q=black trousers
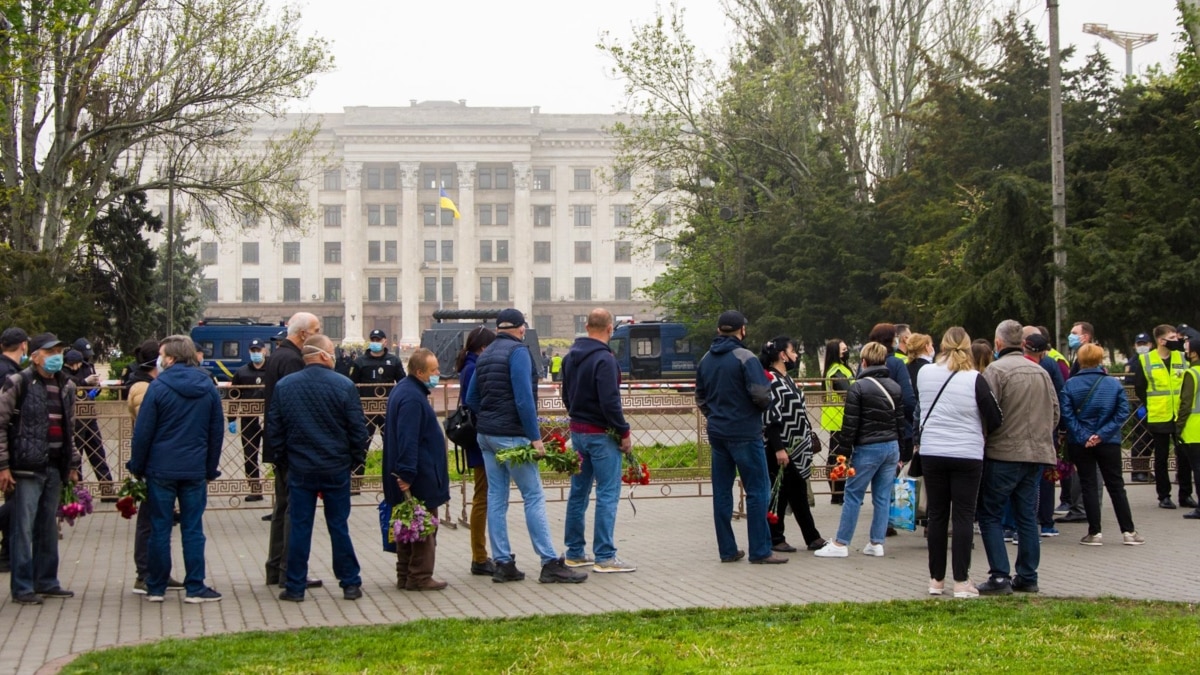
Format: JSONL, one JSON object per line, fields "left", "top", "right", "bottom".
{"left": 766, "top": 450, "right": 822, "bottom": 547}
{"left": 1068, "top": 443, "right": 1135, "bottom": 535}
{"left": 1151, "top": 431, "right": 1194, "bottom": 500}
{"left": 265, "top": 463, "right": 291, "bottom": 581}
{"left": 1180, "top": 444, "right": 1200, "bottom": 506}
{"left": 922, "top": 455, "right": 983, "bottom": 583}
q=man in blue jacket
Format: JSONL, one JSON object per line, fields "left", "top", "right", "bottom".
{"left": 695, "top": 311, "right": 785, "bottom": 565}
{"left": 383, "top": 348, "right": 450, "bottom": 591}
{"left": 128, "top": 335, "right": 224, "bottom": 604}
{"left": 267, "top": 335, "right": 369, "bottom": 602}
{"left": 561, "top": 309, "right": 634, "bottom": 573}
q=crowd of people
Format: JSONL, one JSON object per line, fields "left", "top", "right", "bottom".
{"left": 0, "top": 308, "right": 1193, "bottom": 606}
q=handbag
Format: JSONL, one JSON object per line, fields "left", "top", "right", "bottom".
{"left": 889, "top": 466, "right": 921, "bottom": 532}
{"left": 378, "top": 500, "right": 396, "bottom": 553}
{"left": 443, "top": 404, "right": 477, "bottom": 447}
{"left": 909, "top": 372, "right": 958, "bottom": 478}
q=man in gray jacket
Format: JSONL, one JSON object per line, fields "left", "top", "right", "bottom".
{"left": 976, "top": 319, "right": 1059, "bottom": 596}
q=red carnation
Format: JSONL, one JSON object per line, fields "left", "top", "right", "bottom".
{"left": 767, "top": 512, "right": 779, "bottom": 524}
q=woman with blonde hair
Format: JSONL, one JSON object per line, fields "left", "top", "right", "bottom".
{"left": 905, "top": 334, "right": 935, "bottom": 397}
{"left": 915, "top": 327, "right": 1003, "bottom": 598}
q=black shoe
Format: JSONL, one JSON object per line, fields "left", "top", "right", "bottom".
{"left": 1011, "top": 578, "right": 1040, "bottom": 593}
{"left": 261, "top": 513, "right": 273, "bottom": 522}
{"left": 1159, "top": 498, "right": 1178, "bottom": 510}
{"left": 886, "top": 526, "right": 898, "bottom": 537}
{"left": 13, "top": 593, "right": 42, "bottom": 605}
{"left": 471, "top": 560, "right": 497, "bottom": 576}
{"left": 100, "top": 497, "right": 119, "bottom": 504}
{"left": 343, "top": 585, "right": 362, "bottom": 600}
{"left": 806, "top": 538, "right": 827, "bottom": 551}
{"left": 1183, "top": 509, "right": 1200, "bottom": 520}
{"left": 1131, "top": 472, "right": 1149, "bottom": 483}
{"left": 37, "top": 587, "right": 75, "bottom": 599}
{"left": 244, "top": 495, "right": 264, "bottom": 503}
{"left": 720, "top": 550, "right": 746, "bottom": 563}
{"left": 492, "top": 560, "right": 526, "bottom": 583}
{"left": 1180, "top": 495, "right": 1198, "bottom": 509}
{"left": 976, "top": 577, "right": 1013, "bottom": 596}
{"left": 749, "top": 555, "right": 789, "bottom": 565}
{"left": 278, "top": 577, "right": 323, "bottom": 589}
{"left": 278, "top": 590, "right": 304, "bottom": 602}
{"left": 771, "top": 542, "right": 797, "bottom": 553}
{"left": 1054, "top": 513, "right": 1088, "bottom": 523}
{"left": 539, "top": 558, "right": 587, "bottom": 584}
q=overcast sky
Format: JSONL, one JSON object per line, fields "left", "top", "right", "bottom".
{"left": 276, "top": 1, "right": 1185, "bottom": 114}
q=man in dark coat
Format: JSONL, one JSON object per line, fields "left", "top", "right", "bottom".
{"left": 383, "top": 348, "right": 450, "bottom": 591}
{"left": 0, "top": 326, "right": 28, "bottom": 574}
{"left": 268, "top": 334, "right": 369, "bottom": 602}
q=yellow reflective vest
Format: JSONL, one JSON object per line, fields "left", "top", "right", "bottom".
{"left": 1181, "top": 366, "right": 1200, "bottom": 443}
{"left": 1140, "top": 350, "right": 1186, "bottom": 424}
{"left": 1048, "top": 348, "right": 1069, "bottom": 369}
{"left": 821, "top": 363, "right": 855, "bottom": 432}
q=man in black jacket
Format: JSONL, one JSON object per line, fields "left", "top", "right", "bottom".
{"left": 0, "top": 327, "right": 27, "bottom": 573}
{"left": 232, "top": 339, "right": 268, "bottom": 502}
{"left": 263, "top": 312, "right": 322, "bottom": 588}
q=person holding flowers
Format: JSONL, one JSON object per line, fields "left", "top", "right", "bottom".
{"left": 466, "top": 308, "right": 587, "bottom": 584}
{"left": 383, "top": 348, "right": 451, "bottom": 591}
{"left": 759, "top": 336, "right": 825, "bottom": 554}
{"left": 561, "top": 308, "right": 636, "bottom": 573}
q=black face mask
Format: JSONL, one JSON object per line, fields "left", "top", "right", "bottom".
{"left": 1165, "top": 339, "right": 1186, "bottom": 351}
{"left": 783, "top": 357, "right": 797, "bottom": 370}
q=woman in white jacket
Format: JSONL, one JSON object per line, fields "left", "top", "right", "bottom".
{"left": 915, "top": 327, "right": 1003, "bottom": 598}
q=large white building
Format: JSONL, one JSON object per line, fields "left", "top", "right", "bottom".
{"left": 190, "top": 101, "right": 674, "bottom": 344}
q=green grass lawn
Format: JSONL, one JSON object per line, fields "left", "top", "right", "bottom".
{"left": 63, "top": 598, "right": 1198, "bottom": 673}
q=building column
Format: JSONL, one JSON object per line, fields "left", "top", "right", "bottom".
{"left": 455, "top": 161, "right": 476, "bottom": 311}
{"left": 342, "top": 161, "right": 364, "bottom": 343}
{"left": 399, "top": 161, "right": 422, "bottom": 346}
{"left": 512, "top": 161, "right": 532, "bottom": 311}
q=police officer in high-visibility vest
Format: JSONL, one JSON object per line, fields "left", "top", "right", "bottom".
{"left": 821, "top": 339, "right": 854, "bottom": 504}
{"left": 893, "top": 324, "right": 912, "bottom": 365}
{"left": 1176, "top": 325, "right": 1200, "bottom": 520}
{"left": 1135, "top": 324, "right": 1195, "bottom": 510}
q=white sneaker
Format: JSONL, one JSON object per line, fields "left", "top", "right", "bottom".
{"left": 146, "top": 595, "right": 165, "bottom": 603}
{"left": 861, "top": 543, "right": 885, "bottom": 557}
{"left": 953, "top": 580, "right": 980, "bottom": 599}
{"left": 928, "top": 579, "right": 945, "bottom": 596}
{"left": 593, "top": 556, "right": 637, "bottom": 573}
{"left": 1121, "top": 531, "right": 1145, "bottom": 546}
{"left": 813, "top": 541, "right": 848, "bottom": 558}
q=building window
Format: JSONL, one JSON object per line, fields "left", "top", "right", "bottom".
{"left": 324, "top": 242, "right": 341, "bottom": 264}
{"left": 496, "top": 239, "right": 509, "bottom": 263}
{"left": 368, "top": 240, "right": 381, "bottom": 263}
{"left": 477, "top": 168, "right": 492, "bottom": 190}
{"left": 440, "top": 168, "right": 454, "bottom": 189}
{"left": 480, "top": 276, "right": 493, "bottom": 302}
{"left": 615, "top": 276, "right": 632, "bottom": 300}
{"left": 497, "top": 276, "right": 509, "bottom": 302}
{"left": 367, "top": 204, "right": 381, "bottom": 226}
{"left": 368, "top": 277, "right": 381, "bottom": 302}
{"left": 534, "top": 205, "right": 551, "bottom": 227}
{"left": 441, "top": 240, "right": 453, "bottom": 263}
{"left": 424, "top": 240, "right": 437, "bottom": 262}
{"left": 573, "top": 206, "right": 591, "bottom": 227}
{"left": 385, "top": 240, "right": 397, "bottom": 263}
{"left": 200, "top": 279, "right": 218, "bottom": 302}
{"left": 200, "top": 242, "right": 218, "bottom": 265}
{"left": 655, "top": 241, "right": 673, "bottom": 261}
{"left": 384, "top": 277, "right": 398, "bottom": 301}
{"left": 324, "top": 278, "right": 342, "bottom": 302}
{"left": 242, "top": 278, "right": 259, "bottom": 303}
{"left": 384, "top": 204, "right": 398, "bottom": 226}
{"left": 442, "top": 277, "right": 454, "bottom": 302}
{"left": 478, "top": 205, "right": 492, "bottom": 226}
{"left": 614, "top": 169, "right": 632, "bottom": 191}
{"left": 424, "top": 277, "right": 437, "bottom": 302}
{"left": 282, "top": 241, "right": 300, "bottom": 264}
{"left": 534, "top": 277, "right": 551, "bottom": 301}
{"left": 495, "top": 168, "right": 509, "bottom": 189}
{"left": 323, "top": 205, "right": 341, "bottom": 227}
{"left": 534, "top": 315, "right": 553, "bottom": 336}
{"left": 423, "top": 168, "right": 437, "bottom": 189}
{"left": 441, "top": 208, "right": 454, "bottom": 226}
{"left": 574, "top": 241, "right": 591, "bottom": 263}
{"left": 383, "top": 167, "right": 398, "bottom": 189}
{"left": 423, "top": 204, "right": 436, "bottom": 226}
{"left": 574, "top": 168, "right": 591, "bottom": 190}
{"left": 654, "top": 169, "right": 672, "bottom": 190}
{"left": 614, "top": 205, "right": 632, "bottom": 228}
{"left": 496, "top": 204, "right": 509, "bottom": 225}
{"left": 324, "top": 316, "right": 344, "bottom": 340}
{"left": 366, "top": 167, "right": 381, "bottom": 190}
{"left": 575, "top": 277, "right": 591, "bottom": 301}
{"left": 241, "top": 242, "right": 259, "bottom": 265}
{"left": 655, "top": 207, "right": 672, "bottom": 227}
{"left": 283, "top": 278, "right": 300, "bottom": 302}
{"left": 323, "top": 170, "right": 341, "bottom": 191}
{"left": 533, "top": 168, "right": 551, "bottom": 190}
{"left": 614, "top": 240, "right": 632, "bottom": 262}
{"left": 534, "top": 241, "right": 551, "bottom": 263}
{"left": 574, "top": 315, "right": 588, "bottom": 334}
{"left": 480, "top": 240, "right": 493, "bottom": 262}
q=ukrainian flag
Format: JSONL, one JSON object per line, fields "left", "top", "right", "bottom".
{"left": 439, "top": 188, "right": 460, "bottom": 219}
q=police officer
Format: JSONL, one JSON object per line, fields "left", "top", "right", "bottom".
{"left": 1177, "top": 325, "right": 1200, "bottom": 519}
{"left": 231, "top": 339, "right": 268, "bottom": 502}
{"left": 348, "top": 328, "right": 405, "bottom": 443}
{"left": 1135, "top": 324, "right": 1195, "bottom": 510}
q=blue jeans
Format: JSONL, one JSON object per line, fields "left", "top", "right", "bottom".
{"left": 978, "top": 460, "right": 1042, "bottom": 584}
{"left": 564, "top": 432, "right": 623, "bottom": 562}
{"left": 9, "top": 470, "right": 63, "bottom": 597}
{"left": 479, "top": 434, "right": 559, "bottom": 566}
{"left": 146, "top": 478, "right": 208, "bottom": 596}
{"left": 286, "top": 470, "right": 361, "bottom": 596}
{"left": 710, "top": 436, "right": 772, "bottom": 561}
{"left": 835, "top": 441, "right": 900, "bottom": 546}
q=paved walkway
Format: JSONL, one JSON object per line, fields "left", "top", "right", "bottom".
{"left": 2, "top": 482, "right": 1197, "bottom": 674}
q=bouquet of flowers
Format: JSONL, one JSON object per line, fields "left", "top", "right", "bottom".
{"left": 116, "top": 477, "right": 148, "bottom": 520}
{"left": 767, "top": 466, "right": 784, "bottom": 525}
{"left": 622, "top": 452, "right": 651, "bottom": 486}
{"left": 1043, "top": 457, "right": 1075, "bottom": 483}
{"left": 58, "top": 481, "right": 94, "bottom": 526}
{"left": 495, "top": 432, "right": 582, "bottom": 475}
{"left": 828, "top": 454, "right": 856, "bottom": 481}
{"left": 390, "top": 493, "right": 439, "bottom": 544}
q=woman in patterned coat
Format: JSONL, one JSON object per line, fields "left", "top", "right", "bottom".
{"left": 760, "top": 337, "right": 826, "bottom": 553}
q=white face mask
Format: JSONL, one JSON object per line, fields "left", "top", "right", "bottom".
{"left": 1135, "top": 345, "right": 1151, "bottom": 355}
{"left": 156, "top": 355, "right": 168, "bottom": 371}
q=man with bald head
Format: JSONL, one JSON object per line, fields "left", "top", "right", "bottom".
{"left": 263, "top": 312, "right": 322, "bottom": 587}
{"left": 267, "top": 335, "right": 369, "bottom": 602}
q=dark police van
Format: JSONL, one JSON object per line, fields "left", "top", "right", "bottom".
{"left": 421, "top": 309, "right": 546, "bottom": 379}
{"left": 608, "top": 321, "right": 698, "bottom": 381}
{"left": 190, "top": 318, "right": 285, "bottom": 382}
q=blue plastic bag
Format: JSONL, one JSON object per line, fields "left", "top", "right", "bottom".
{"left": 889, "top": 474, "right": 920, "bottom": 532}
{"left": 378, "top": 500, "right": 396, "bottom": 553}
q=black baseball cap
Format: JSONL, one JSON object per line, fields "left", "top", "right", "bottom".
{"left": 271, "top": 329, "right": 288, "bottom": 342}
{"left": 65, "top": 350, "right": 84, "bottom": 364}
{"left": 1134, "top": 332, "right": 1151, "bottom": 344}
{"left": 0, "top": 327, "right": 28, "bottom": 348}
{"left": 718, "top": 310, "right": 747, "bottom": 332}
{"left": 249, "top": 339, "right": 265, "bottom": 350}
{"left": 1023, "top": 333, "right": 1049, "bottom": 353}
{"left": 497, "top": 308, "right": 527, "bottom": 330}
{"left": 72, "top": 338, "right": 93, "bottom": 359}
{"left": 369, "top": 329, "right": 387, "bottom": 340}
{"left": 29, "top": 333, "right": 64, "bottom": 353}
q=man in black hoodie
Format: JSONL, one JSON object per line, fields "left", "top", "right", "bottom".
{"left": 561, "top": 309, "right": 635, "bottom": 573}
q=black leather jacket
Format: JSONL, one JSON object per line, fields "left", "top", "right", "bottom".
{"left": 842, "top": 365, "right": 905, "bottom": 447}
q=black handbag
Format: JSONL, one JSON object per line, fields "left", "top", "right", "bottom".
{"left": 443, "top": 405, "right": 477, "bottom": 447}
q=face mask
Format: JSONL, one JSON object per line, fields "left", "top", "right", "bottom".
{"left": 993, "top": 351, "right": 1000, "bottom": 360}
{"left": 425, "top": 374, "right": 440, "bottom": 390}
{"left": 369, "top": 342, "right": 384, "bottom": 353}
{"left": 1067, "top": 334, "right": 1082, "bottom": 350}
{"left": 1165, "top": 338, "right": 1186, "bottom": 351}
{"left": 250, "top": 352, "right": 264, "bottom": 365}
{"left": 42, "top": 354, "right": 64, "bottom": 373}
{"left": 157, "top": 355, "right": 168, "bottom": 371}
{"left": 1135, "top": 345, "right": 1151, "bottom": 355}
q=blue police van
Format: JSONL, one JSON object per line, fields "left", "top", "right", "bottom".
{"left": 190, "top": 318, "right": 285, "bottom": 382}
{"left": 608, "top": 321, "right": 698, "bottom": 381}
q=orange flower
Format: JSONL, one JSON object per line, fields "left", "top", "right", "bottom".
{"left": 847, "top": 468, "right": 856, "bottom": 477}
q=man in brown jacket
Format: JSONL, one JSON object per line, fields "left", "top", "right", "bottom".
{"left": 976, "top": 319, "right": 1059, "bottom": 597}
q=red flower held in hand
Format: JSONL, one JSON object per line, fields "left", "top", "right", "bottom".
{"left": 767, "top": 512, "right": 779, "bottom": 525}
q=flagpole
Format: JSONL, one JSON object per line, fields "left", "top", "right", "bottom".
{"left": 437, "top": 187, "right": 444, "bottom": 311}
